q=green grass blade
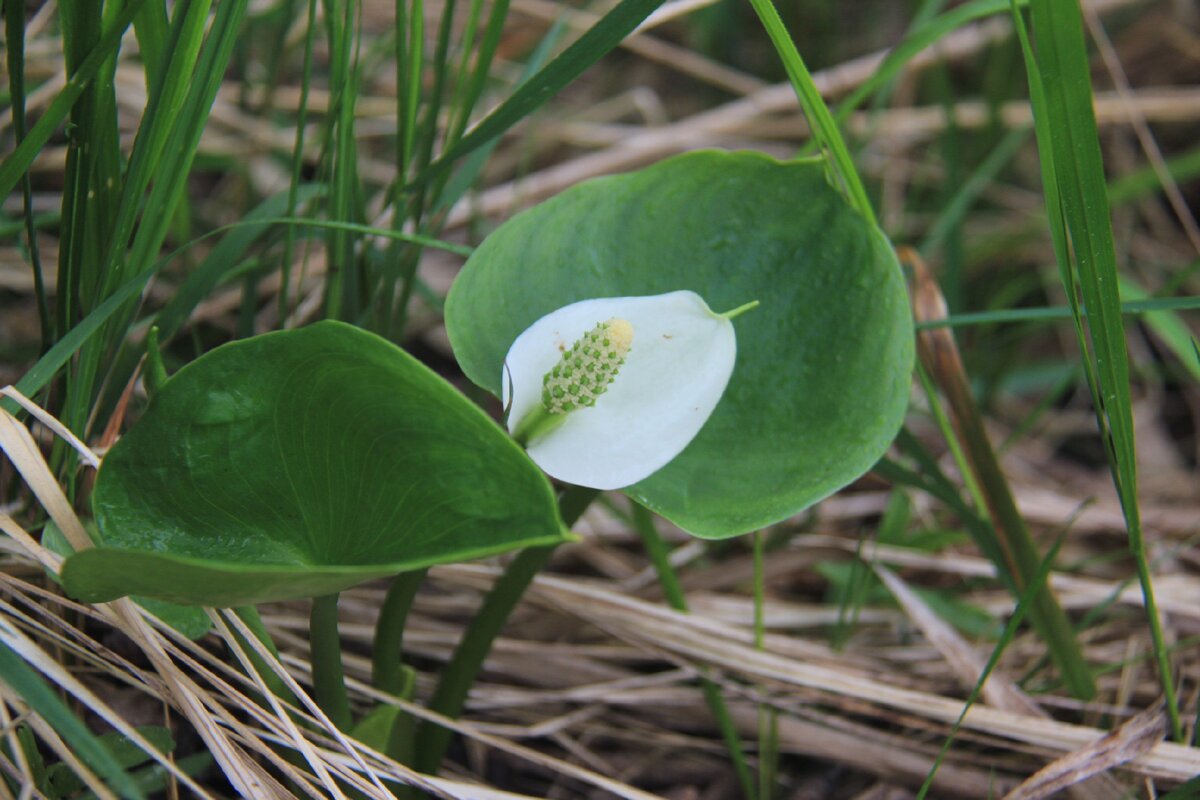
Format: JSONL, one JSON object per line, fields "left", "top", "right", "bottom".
{"left": 153, "top": 189, "right": 322, "bottom": 343}
{"left": 445, "top": 0, "right": 508, "bottom": 149}
{"left": 744, "top": 0, "right": 875, "bottom": 225}
{"left": 131, "top": 0, "right": 170, "bottom": 97}
{"left": 916, "top": 528, "right": 1069, "bottom": 799}
{"left": 279, "top": 0, "right": 321, "bottom": 322}
{"left": 1118, "top": 279, "right": 1200, "bottom": 384}
{"left": 2, "top": 209, "right": 465, "bottom": 418}
{"left": 0, "top": 0, "right": 148, "bottom": 201}
{"left": 100, "top": 0, "right": 215, "bottom": 297}
{"left": 917, "top": 295, "right": 1200, "bottom": 330}
{"left": 57, "top": 0, "right": 251, "bottom": 461}
{"left": 834, "top": 0, "right": 1013, "bottom": 126}
{"left": 920, "top": 127, "right": 1029, "bottom": 261}
{"left": 0, "top": 639, "right": 145, "bottom": 799}
{"left": 1016, "top": 0, "right": 1180, "bottom": 737}
{"left": 432, "top": 18, "right": 568, "bottom": 216}
{"left": 3, "top": 0, "right": 51, "bottom": 348}
{"left": 321, "top": 0, "right": 366, "bottom": 320}
{"left": 1108, "top": 145, "right": 1200, "bottom": 206}
{"left": 416, "top": 0, "right": 667, "bottom": 186}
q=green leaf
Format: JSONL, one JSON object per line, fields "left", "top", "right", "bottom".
{"left": 0, "top": 642, "right": 145, "bottom": 800}
{"left": 61, "top": 321, "right": 565, "bottom": 606}
{"left": 44, "top": 727, "right": 174, "bottom": 798}
{"left": 41, "top": 523, "right": 212, "bottom": 639}
{"left": 445, "top": 151, "right": 913, "bottom": 538}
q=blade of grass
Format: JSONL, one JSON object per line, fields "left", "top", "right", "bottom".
{"left": 744, "top": 0, "right": 875, "bottom": 225}
{"left": 752, "top": 531, "right": 778, "bottom": 800}
{"left": 916, "top": 294, "right": 1200, "bottom": 330}
{"left": 0, "top": 0, "right": 148, "bottom": 201}
{"left": 131, "top": 0, "right": 170, "bottom": 98}
{"left": 1, "top": 215, "right": 465, "bottom": 419}
{"left": 279, "top": 0, "right": 321, "bottom": 323}
{"left": 3, "top": 0, "right": 51, "bottom": 350}
{"left": 920, "top": 127, "right": 1030, "bottom": 261}
{"left": 415, "top": 0, "right": 668, "bottom": 187}
{"left": 321, "top": 0, "right": 366, "bottom": 321}
{"left": 99, "top": 0, "right": 249, "bottom": 402}
{"left": 58, "top": 0, "right": 124, "bottom": 336}
{"left": 916, "top": 527, "right": 1070, "bottom": 799}
{"left": 908, "top": 248, "right": 1095, "bottom": 699}
{"left": 0, "top": 639, "right": 145, "bottom": 800}
{"left": 833, "top": 0, "right": 1016, "bottom": 127}
{"left": 1014, "top": 0, "right": 1179, "bottom": 736}
{"left": 1118, "top": 278, "right": 1200, "bottom": 384}
{"left": 386, "top": 0, "right": 462, "bottom": 334}
{"left": 59, "top": 0, "right": 252, "bottom": 479}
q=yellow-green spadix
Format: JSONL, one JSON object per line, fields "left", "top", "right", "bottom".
{"left": 503, "top": 290, "right": 739, "bottom": 490}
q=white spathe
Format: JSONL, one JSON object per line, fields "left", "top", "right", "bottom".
{"left": 503, "top": 290, "right": 737, "bottom": 490}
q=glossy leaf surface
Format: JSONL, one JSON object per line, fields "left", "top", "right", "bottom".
{"left": 63, "top": 321, "right": 565, "bottom": 606}
{"left": 446, "top": 150, "right": 913, "bottom": 538}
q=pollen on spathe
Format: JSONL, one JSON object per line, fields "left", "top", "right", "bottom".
{"left": 541, "top": 318, "right": 634, "bottom": 414}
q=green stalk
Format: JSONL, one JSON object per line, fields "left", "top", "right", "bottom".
{"left": 910, "top": 252, "right": 1095, "bottom": 699}
{"left": 413, "top": 485, "right": 598, "bottom": 774}
{"left": 279, "top": 0, "right": 320, "bottom": 323}
{"left": 3, "top": 0, "right": 50, "bottom": 350}
{"left": 1013, "top": 0, "right": 1178, "bottom": 733}
{"left": 743, "top": 0, "right": 875, "bottom": 226}
{"left": 372, "top": 569, "right": 427, "bottom": 694}
{"left": 631, "top": 503, "right": 757, "bottom": 800}
{"left": 916, "top": 530, "right": 1070, "bottom": 798}
{"left": 752, "top": 532, "right": 778, "bottom": 800}
{"left": 309, "top": 594, "right": 351, "bottom": 731}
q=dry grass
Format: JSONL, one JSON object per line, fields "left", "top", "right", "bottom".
{"left": 3, "top": 0, "right": 1200, "bottom": 797}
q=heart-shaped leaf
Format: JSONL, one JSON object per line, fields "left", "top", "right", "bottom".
{"left": 62, "top": 321, "right": 565, "bottom": 606}
{"left": 446, "top": 150, "right": 913, "bottom": 538}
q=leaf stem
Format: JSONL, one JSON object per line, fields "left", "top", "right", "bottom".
{"left": 413, "top": 484, "right": 598, "bottom": 774}
{"left": 309, "top": 593, "right": 351, "bottom": 731}
{"left": 372, "top": 569, "right": 427, "bottom": 694}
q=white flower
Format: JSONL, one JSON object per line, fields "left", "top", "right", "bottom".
{"left": 503, "top": 290, "right": 746, "bottom": 490}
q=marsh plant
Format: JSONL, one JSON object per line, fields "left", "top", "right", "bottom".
{"left": 2, "top": 0, "right": 1189, "bottom": 796}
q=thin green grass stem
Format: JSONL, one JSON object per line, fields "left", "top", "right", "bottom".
{"left": 744, "top": 0, "right": 875, "bottom": 226}
{"left": 752, "top": 531, "right": 778, "bottom": 800}
{"left": 372, "top": 569, "right": 427, "bottom": 694}
{"left": 3, "top": 0, "right": 50, "bottom": 350}
{"left": 279, "top": 0, "right": 320, "bottom": 323}
{"left": 916, "top": 529, "right": 1068, "bottom": 799}
{"left": 309, "top": 593, "right": 352, "bottom": 731}
{"left": 1013, "top": 0, "right": 1180, "bottom": 737}
{"left": 413, "top": 485, "right": 598, "bottom": 774}
{"left": 917, "top": 295, "right": 1200, "bottom": 330}
{"left": 925, "top": 367, "right": 1095, "bottom": 698}
{"left": 912, "top": 268, "right": 1095, "bottom": 698}
{"left": 630, "top": 503, "right": 757, "bottom": 800}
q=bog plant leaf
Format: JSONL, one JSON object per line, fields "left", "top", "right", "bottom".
{"left": 446, "top": 150, "right": 913, "bottom": 538}
{"left": 62, "top": 321, "right": 565, "bottom": 606}
{"left": 42, "top": 522, "right": 211, "bottom": 639}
